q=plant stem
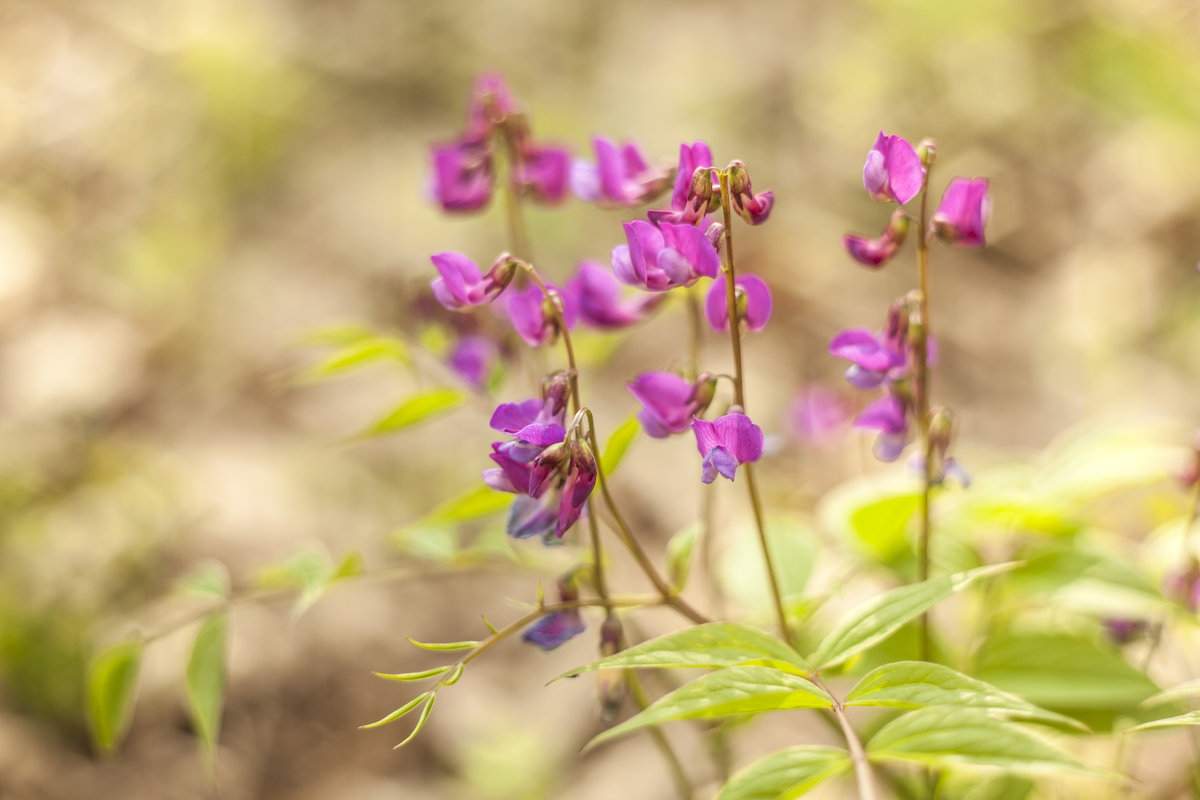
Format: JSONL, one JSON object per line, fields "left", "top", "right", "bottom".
{"left": 811, "top": 674, "right": 879, "bottom": 800}
{"left": 914, "top": 167, "right": 935, "bottom": 663}
{"left": 628, "top": 671, "right": 695, "bottom": 800}
{"left": 498, "top": 128, "right": 532, "bottom": 262}
{"left": 716, "top": 169, "right": 791, "bottom": 647}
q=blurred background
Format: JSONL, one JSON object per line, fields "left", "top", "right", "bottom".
{"left": 1, "top": 0, "right": 1200, "bottom": 797}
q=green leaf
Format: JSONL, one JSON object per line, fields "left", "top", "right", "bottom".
{"left": 185, "top": 613, "right": 228, "bottom": 753}
{"left": 394, "top": 693, "right": 436, "bottom": 749}
{"left": 666, "top": 524, "right": 700, "bottom": 591}
{"left": 408, "top": 638, "right": 480, "bottom": 652}
{"left": 422, "top": 484, "right": 512, "bottom": 525}
{"left": 867, "top": 706, "right": 1094, "bottom": 774}
{"left": 359, "top": 691, "right": 431, "bottom": 729}
{"left": 600, "top": 415, "right": 641, "bottom": 474}
{"left": 588, "top": 666, "right": 832, "bottom": 749}
{"left": 1144, "top": 679, "right": 1200, "bottom": 708}
{"left": 374, "top": 665, "right": 452, "bottom": 682}
{"left": 818, "top": 478, "right": 919, "bottom": 563}
{"left": 364, "top": 388, "right": 465, "bottom": 436}
{"left": 332, "top": 551, "right": 364, "bottom": 580}
{"left": 1127, "top": 711, "right": 1200, "bottom": 732}
{"left": 938, "top": 773, "right": 1036, "bottom": 800}
{"left": 845, "top": 661, "right": 1085, "bottom": 730}
{"left": 86, "top": 640, "right": 143, "bottom": 755}
{"left": 302, "top": 336, "right": 409, "bottom": 380}
{"left": 178, "top": 560, "right": 231, "bottom": 597}
{"left": 716, "top": 746, "right": 851, "bottom": 800}
{"left": 810, "top": 563, "right": 1017, "bottom": 671}
{"left": 560, "top": 622, "right": 807, "bottom": 679}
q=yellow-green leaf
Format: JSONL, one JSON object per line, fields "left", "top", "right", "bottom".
{"left": 600, "top": 415, "right": 641, "bottom": 474}
{"left": 364, "top": 388, "right": 465, "bottom": 436}
{"left": 186, "top": 613, "right": 228, "bottom": 753}
{"left": 86, "top": 640, "right": 143, "bottom": 755}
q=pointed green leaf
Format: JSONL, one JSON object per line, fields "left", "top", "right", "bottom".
{"left": 394, "top": 694, "right": 436, "bottom": 749}
{"left": 867, "top": 707, "right": 1095, "bottom": 774}
{"left": 408, "top": 638, "right": 480, "bottom": 652}
{"left": 846, "top": 661, "right": 1085, "bottom": 730}
{"left": 364, "top": 388, "right": 465, "bottom": 436}
{"left": 1127, "top": 711, "right": 1200, "bottom": 732}
{"left": 423, "top": 484, "right": 512, "bottom": 525}
{"left": 588, "top": 666, "right": 832, "bottom": 749}
{"left": 600, "top": 415, "right": 641, "bottom": 474}
{"left": 938, "top": 773, "right": 1036, "bottom": 800}
{"left": 666, "top": 524, "right": 700, "bottom": 591}
{"left": 374, "top": 665, "right": 452, "bottom": 682}
{"left": 359, "top": 691, "right": 431, "bottom": 729}
{"left": 302, "top": 336, "right": 409, "bottom": 380}
{"left": 810, "top": 563, "right": 1017, "bottom": 671}
{"left": 560, "top": 622, "right": 807, "bottom": 679}
{"left": 439, "top": 663, "right": 465, "bottom": 686}
{"left": 716, "top": 745, "right": 851, "bottom": 800}
{"left": 818, "top": 478, "right": 920, "bottom": 563}
{"left": 332, "top": 550, "right": 364, "bottom": 580}
{"left": 86, "top": 640, "right": 143, "bottom": 755}
{"left": 1143, "top": 679, "right": 1200, "bottom": 708}
{"left": 185, "top": 613, "right": 228, "bottom": 752}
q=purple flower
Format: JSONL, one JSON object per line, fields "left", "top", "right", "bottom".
{"left": 789, "top": 386, "right": 851, "bottom": 446}
{"left": 564, "top": 261, "right": 665, "bottom": 329}
{"left": 503, "top": 283, "right": 578, "bottom": 347}
{"left": 704, "top": 274, "right": 773, "bottom": 333}
{"left": 612, "top": 220, "right": 720, "bottom": 292}
{"left": 431, "top": 139, "right": 493, "bottom": 212}
{"left": 627, "top": 372, "right": 717, "bottom": 438}
{"left": 692, "top": 412, "right": 764, "bottom": 484}
{"left": 843, "top": 209, "right": 911, "bottom": 269}
{"left": 863, "top": 132, "right": 923, "bottom": 205}
{"left": 828, "top": 328, "right": 906, "bottom": 390}
{"left": 489, "top": 397, "right": 567, "bottom": 446}
{"left": 556, "top": 440, "right": 597, "bottom": 536}
{"left": 514, "top": 142, "right": 571, "bottom": 204}
{"left": 523, "top": 607, "right": 586, "bottom": 650}
{"left": 448, "top": 335, "right": 498, "bottom": 388}
{"left": 570, "top": 138, "right": 668, "bottom": 206}
{"left": 647, "top": 142, "right": 718, "bottom": 226}
{"left": 430, "top": 252, "right": 518, "bottom": 311}
{"left": 931, "top": 177, "right": 990, "bottom": 248}
{"left": 726, "top": 161, "right": 774, "bottom": 226}
{"left": 465, "top": 73, "right": 520, "bottom": 141}
{"left": 855, "top": 393, "right": 911, "bottom": 462}
{"left": 671, "top": 142, "right": 715, "bottom": 212}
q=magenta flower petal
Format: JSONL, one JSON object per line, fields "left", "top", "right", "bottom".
{"left": 669, "top": 141, "right": 715, "bottom": 211}
{"left": 574, "top": 138, "right": 666, "bottom": 206}
{"left": 705, "top": 274, "right": 772, "bottom": 333}
{"left": 447, "top": 335, "right": 497, "bottom": 389}
{"left": 855, "top": 394, "right": 907, "bottom": 434}
{"left": 567, "top": 261, "right": 664, "bottom": 329}
{"left": 790, "top": 386, "right": 851, "bottom": 444}
{"left": 522, "top": 608, "right": 585, "bottom": 650}
{"left": 466, "top": 73, "right": 520, "bottom": 140}
{"left": 828, "top": 329, "right": 894, "bottom": 371}
{"left": 931, "top": 177, "right": 990, "bottom": 248}
{"left": 862, "top": 131, "right": 923, "bottom": 205}
{"left": 614, "top": 220, "right": 717, "bottom": 292}
{"left": 490, "top": 398, "right": 544, "bottom": 434}
{"left": 431, "top": 252, "right": 484, "bottom": 310}
{"left": 628, "top": 372, "right": 694, "bottom": 438}
{"left": 691, "top": 413, "right": 763, "bottom": 483}
{"left": 515, "top": 143, "right": 570, "bottom": 204}
{"left": 431, "top": 140, "right": 493, "bottom": 212}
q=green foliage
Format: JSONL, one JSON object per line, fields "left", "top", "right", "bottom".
{"left": 363, "top": 388, "right": 466, "bottom": 436}
{"left": 299, "top": 328, "right": 409, "bottom": 382}
{"left": 360, "top": 691, "right": 432, "bottom": 730}
{"left": 1127, "top": 711, "right": 1200, "bottom": 732}
{"left": 258, "top": 550, "right": 364, "bottom": 619}
{"left": 185, "top": 613, "right": 228, "bottom": 754}
{"left": 373, "top": 665, "right": 453, "bottom": 682}
{"left": 716, "top": 746, "right": 851, "bottom": 800}
{"left": 586, "top": 666, "right": 832, "bottom": 750}
{"left": 86, "top": 640, "right": 143, "bottom": 755}
{"left": 666, "top": 523, "right": 700, "bottom": 591}
{"left": 720, "top": 514, "right": 819, "bottom": 617}
{"left": 818, "top": 478, "right": 919, "bottom": 564}
{"left": 423, "top": 484, "right": 513, "bottom": 525}
{"left": 600, "top": 415, "right": 641, "bottom": 474}
{"left": 179, "top": 561, "right": 232, "bottom": 598}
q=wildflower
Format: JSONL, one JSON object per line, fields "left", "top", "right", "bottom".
{"left": 627, "top": 372, "right": 717, "bottom": 438}
{"left": 503, "top": 283, "right": 578, "bottom": 347}
{"left": 612, "top": 220, "right": 720, "bottom": 292}
{"left": 863, "top": 131, "right": 923, "bottom": 205}
{"left": 513, "top": 142, "right": 571, "bottom": 204}
{"left": 647, "top": 142, "right": 719, "bottom": 226}
{"left": 523, "top": 573, "right": 586, "bottom": 650}
{"left": 570, "top": 138, "right": 668, "bottom": 206}
{"left": 843, "top": 209, "right": 911, "bottom": 269}
{"left": 430, "top": 252, "right": 519, "bottom": 311}
{"left": 931, "top": 177, "right": 990, "bottom": 247}
{"left": 564, "top": 261, "right": 665, "bottom": 330}
{"left": 726, "top": 161, "right": 774, "bottom": 225}
{"left": 691, "top": 412, "right": 764, "bottom": 484}
{"left": 855, "top": 393, "right": 911, "bottom": 462}
{"left": 828, "top": 299, "right": 919, "bottom": 389}
{"left": 704, "top": 273, "right": 773, "bottom": 333}
{"left": 431, "top": 140, "right": 493, "bottom": 212}
{"left": 447, "top": 335, "right": 498, "bottom": 389}
{"left": 465, "top": 73, "right": 520, "bottom": 141}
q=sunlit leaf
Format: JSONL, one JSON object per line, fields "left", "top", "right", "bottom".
{"left": 587, "top": 666, "right": 832, "bottom": 749}
{"left": 394, "top": 694, "right": 436, "bottom": 749}
{"left": 359, "top": 691, "right": 431, "bottom": 729}
{"left": 817, "top": 477, "right": 920, "bottom": 563}
{"left": 560, "top": 622, "right": 807, "bottom": 678}
{"left": 423, "top": 484, "right": 513, "bottom": 525}
{"left": 1143, "top": 679, "right": 1200, "bottom": 708}
{"left": 720, "top": 514, "right": 819, "bottom": 616}
{"left": 846, "top": 661, "right": 1085, "bottom": 730}
{"left": 364, "top": 388, "right": 465, "bottom": 436}
{"left": 600, "top": 415, "right": 641, "bottom": 474}
{"left": 938, "top": 773, "right": 1036, "bottom": 800}
{"left": 86, "top": 640, "right": 143, "bottom": 755}
{"left": 186, "top": 613, "right": 228, "bottom": 753}
{"left": 1127, "top": 711, "right": 1200, "bottom": 732}
{"left": 374, "top": 665, "right": 452, "bottom": 682}
{"left": 867, "top": 707, "right": 1095, "bottom": 774}
{"left": 408, "top": 638, "right": 480, "bottom": 652}
{"left": 178, "top": 560, "right": 231, "bottom": 597}
{"left": 666, "top": 524, "right": 700, "bottom": 591}
{"left": 810, "top": 563, "right": 1017, "bottom": 671}
{"left": 301, "top": 336, "right": 409, "bottom": 381}
{"left": 716, "top": 745, "right": 850, "bottom": 800}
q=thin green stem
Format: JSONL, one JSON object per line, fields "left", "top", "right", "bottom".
{"left": 811, "top": 674, "right": 879, "bottom": 800}
{"left": 914, "top": 167, "right": 935, "bottom": 663}
{"left": 628, "top": 671, "right": 695, "bottom": 800}
{"left": 716, "top": 169, "right": 791, "bottom": 647}
{"left": 498, "top": 128, "right": 532, "bottom": 262}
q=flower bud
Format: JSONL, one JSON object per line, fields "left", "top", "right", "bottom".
{"left": 704, "top": 222, "right": 725, "bottom": 249}
{"left": 688, "top": 167, "right": 714, "bottom": 209}
{"left": 843, "top": 209, "right": 910, "bottom": 269}
{"left": 689, "top": 373, "right": 718, "bottom": 416}
{"left": 596, "top": 614, "right": 627, "bottom": 722}
{"left": 484, "top": 253, "right": 521, "bottom": 294}
{"left": 556, "top": 569, "right": 582, "bottom": 605}
{"left": 725, "top": 160, "right": 774, "bottom": 225}
{"left": 916, "top": 138, "right": 938, "bottom": 169}
{"left": 529, "top": 441, "right": 571, "bottom": 496}
{"left": 542, "top": 372, "right": 571, "bottom": 415}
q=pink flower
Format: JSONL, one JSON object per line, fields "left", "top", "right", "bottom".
{"left": 503, "top": 283, "right": 579, "bottom": 347}
{"left": 514, "top": 143, "right": 571, "bottom": 204}
{"left": 612, "top": 220, "right": 721, "bottom": 292}
{"left": 789, "top": 386, "right": 851, "bottom": 446}
{"left": 431, "top": 140, "right": 493, "bottom": 212}
{"left": 564, "top": 261, "right": 664, "bottom": 329}
{"left": 692, "top": 412, "right": 764, "bottom": 484}
{"left": 931, "top": 177, "right": 990, "bottom": 248}
{"left": 843, "top": 209, "right": 910, "bottom": 269}
{"left": 704, "top": 274, "right": 772, "bottom": 333}
{"left": 863, "top": 132, "right": 923, "bottom": 205}
{"left": 570, "top": 138, "right": 668, "bottom": 206}
{"left": 627, "top": 372, "right": 717, "bottom": 438}
{"left": 430, "top": 252, "right": 518, "bottom": 311}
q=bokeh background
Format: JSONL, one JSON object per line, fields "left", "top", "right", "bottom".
{"left": 1, "top": 0, "right": 1200, "bottom": 797}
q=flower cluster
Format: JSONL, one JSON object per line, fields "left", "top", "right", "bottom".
{"left": 431, "top": 74, "right": 570, "bottom": 212}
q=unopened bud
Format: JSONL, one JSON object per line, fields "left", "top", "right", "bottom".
{"left": 484, "top": 253, "right": 521, "bottom": 294}
{"left": 555, "top": 569, "right": 582, "bottom": 605}
{"left": 734, "top": 286, "right": 750, "bottom": 325}
{"left": 704, "top": 222, "right": 725, "bottom": 249}
{"left": 529, "top": 441, "right": 571, "bottom": 496}
{"left": 569, "top": 437, "right": 598, "bottom": 477}
{"left": 597, "top": 614, "right": 627, "bottom": 723}
{"left": 916, "top": 138, "right": 937, "bottom": 169}
{"left": 542, "top": 371, "right": 571, "bottom": 413}
{"left": 724, "top": 160, "right": 774, "bottom": 225}
{"left": 928, "top": 407, "right": 954, "bottom": 452}
{"left": 689, "top": 373, "right": 718, "bottom": 415}
{"left": 885, "top": 297, "right": 909, "bottom": 348}
{"left": 689, "top": 167, "right": 714, "bottom": 207}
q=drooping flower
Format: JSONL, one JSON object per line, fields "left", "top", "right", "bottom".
{"left": 523, "top": 607, "right": 586, "bottom": 650}
{"left": 430, "top": 252, "right": 519, "bottom": 311}
{"left": 930, "top": 177, "right": 990, "bottom": 248}
{"left": 843, "top": 209, "right": 911, "bottom": 269}
{"left": 704, "top": 274, "right": 773, "bottom": 333}
{"left": 555, "top": 440, "right": 597, "bottom": 536}
{"left": 447, "top": 335, "right": 498, "bottom": 389}
{"left": 828, "top": 299, "right": 920, "bottom": 390}
{"left": 503, "top": 283, "right": 579, "bottom": 347}
{"left": 647, "top": 142, "right": 719, "bottom": 226}
{"left": 564, "top": 261, "right": 665, "bottom": 329}
{"left": 627, "top": 372, "right": 717, "bottom": 438}
{"left": 431, "top": 140, "right": 493, "bottom": 212}
{"left": 513, "top": 142, "right": 571, "bottom": 204}
{"left": 863, "top": 131, "right": 923, "bottom": 205}
{"left": 855, "top": 393, "right": 911, "bottom": 462}
{"left": 612, "top": 220, "right": 720, "bottom": 292}
{"left": 570, "top": 138, "right": 668, "bottom": 206}
{"left": 726, "top": 161, "right": 774, "bottom": 225}
{"left": 691, "top": 412, "right": 764, "bottom": 484}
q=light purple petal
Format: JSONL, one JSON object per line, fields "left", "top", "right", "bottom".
{"left": 712, "top": 413, "right": 764, "bottom": 465}
{"left": 595, "top": 138, "right": 626, "bottom": 202}
{"left": 845, "top": 364, "right": 886, "bottom": 390}
{"left": 505, "top": 285, "right": 549, "bottom": 346}
{"left": 628, "top": 372, "right": 694, "bottom": 435}
{"left": 569, "top": 159, "right": 601, "bottom": 201}
{"left": 507, "top": 494, "right": 558, "bottom": 540}
{"left": 705, "top": 278, "right": 729, "bottom": 333}
{"left": 482, "top": 467, "right": 516, "bottom": 493}
{"left": 430, "top": 252, "right": 484, "bottom": 309}
{"left": 886, "top": 136, "right": 924, "bottom": 205}
{"left": 873, "top": 432, "right": 908, "bottom": 462}
{"left": 828, "top": 329, "right": 893, "bottom": 371}
{"left": 702, "top": 446, "right": 739, "bottom": 483}
{"left": 691, "top": 417, "right": 721, "bottom": 456}
{"left": 490, "top": 398, "right": 544, "bottom": 434}
{"left": 855, "top": 395, "right": 907, "bottom": 435}
{"left": 611, "top": 244, "right": 637, "bottom": 287}
{"left": 662, "top": 222, "right": 721, "bottom": 280}
{"left": 522, "top": 608, "right": 585, "bottom": 649}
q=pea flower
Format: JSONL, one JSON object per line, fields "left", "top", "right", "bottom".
{"left": 447, "top": 335, "right": 498, "bottom": 389}
{"left": 612, "top": 220, "right": 720, "bottom": 292}
{"left": 564, "top": 261, "right": 665, "bottom": 329}
{"left": 431, "top": 252, "right": 519, "bottom": 311}
{"left": 843, "top": 209, "right": 911, "bottom": 269}
{"left": 691, "top": 412, "right": 764, "bottom": 484}
{"left": 855, "top": 393, "right": 911, "bottom": 462}
{"left": 570, "top": 138, "right": 668, "bottom": 206}
{"left": 726, "top": 161, "right": 774, "bottom": 225}
{"left": 523, "top": 572, "right": 585, "bottom": 650}
{"left": 431, "top": 140, "right": 493, "bottom": 212}
{"left": 863, "top": 131, "right": 923, "bottom": 205}
{"left": 828, "top": 299, "right": 916, "bottom": 389}
{"left": 504, "top": 283, "right": 578, "bottom": 347}
{"left": 465, "top": 73, "right": 520, "bottom": 141}
{"left": 627, "top": 372, "right": 717, "bottom": 438}
{"left": 704, "top": 274, "right": 772, "bottom": 333}
{"left": 513, "top": 141, "right": 571, "bottom": 203}
{"left": 647, "top": 142, "right": 719, "bottom": 226}
{"left": 931, "top": 177, "right": 990, "bottom": 247}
